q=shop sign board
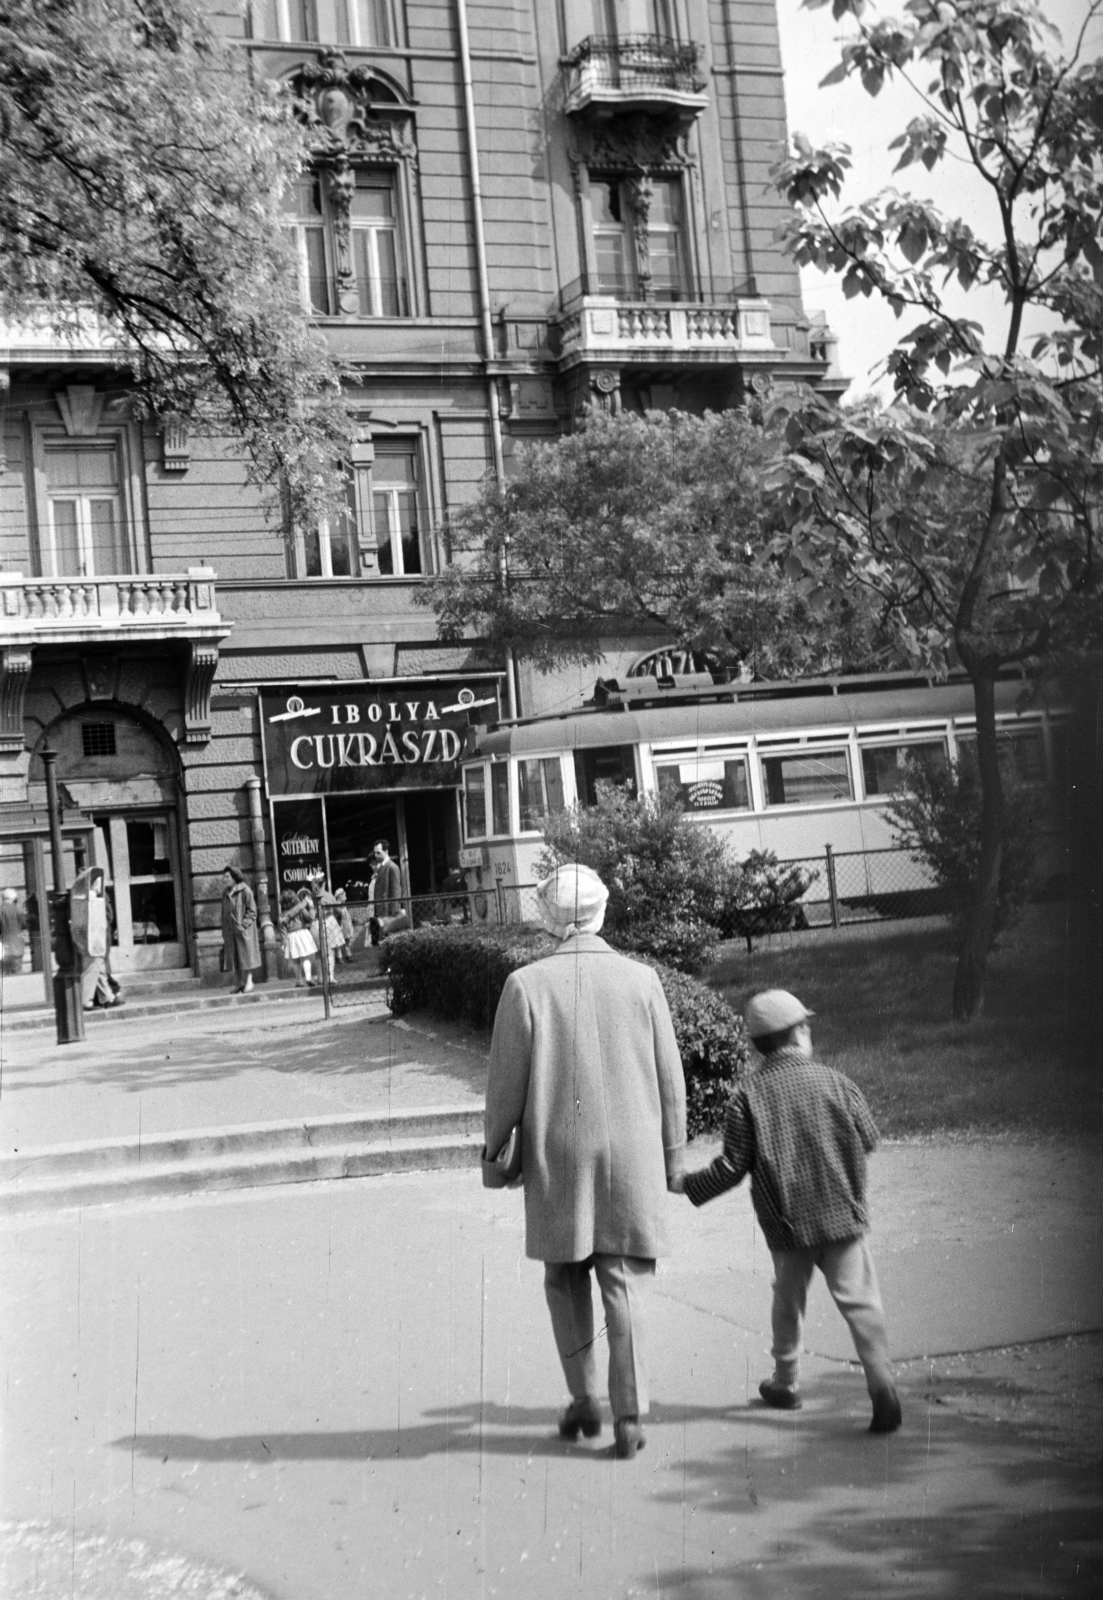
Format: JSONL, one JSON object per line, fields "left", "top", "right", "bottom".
{"left": 260, "top": 677, "right": 502, "bottom": 798}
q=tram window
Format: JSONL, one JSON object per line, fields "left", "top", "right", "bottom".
{"left": 861, "top": 741, "right": 947, "bottom": 797}
{"left": 463, "top": 765, "right": 487, "bottom": 839}
{"left": 655, "top": 756, "right": 750, "bottom": 812}
{"left": 518, "top": 757, "right": 566, "bottom": 832}
{"left": 957, "top": 728, "right": 1047, "bottom": 784}
{"left": 490, "top": 762, "right": 510, "bottom": 836}
{"left": 574, "top": 745, "right": 636, "bottom": 808}
{"left": 763, "top": 750, "right": 852, "bottom": 806}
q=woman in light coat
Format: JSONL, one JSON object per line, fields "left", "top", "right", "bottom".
{"left": 484, "top": 864, "right": 687, "bottom": 1459}
{"left": 221, "top": 865, "right": 261, "bottom": 994}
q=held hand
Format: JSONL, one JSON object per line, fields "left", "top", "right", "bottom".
{"left": 666, "top": 1171, "right": 686, "bottom": 1195}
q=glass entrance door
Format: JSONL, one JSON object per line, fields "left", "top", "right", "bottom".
{"left": 91, "top": 811, "right": 187, "bottom": 971}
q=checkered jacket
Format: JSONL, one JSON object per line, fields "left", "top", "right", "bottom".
{"left": 683, "top": 1047, "right": 879, "bottom": 1252}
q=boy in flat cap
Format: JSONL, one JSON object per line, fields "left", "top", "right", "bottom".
{"left": 673, "top": 989, "right": 901, "bottom": 1433}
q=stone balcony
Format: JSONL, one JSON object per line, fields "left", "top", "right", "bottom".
{"left": 556, "top": 293, "right": 776, "bottom": 370}
{"left": 0, "top": 569, "right": 230, "bottom": 750}
{"left": 563, "top": 35, "right": 708, "bottom": 120}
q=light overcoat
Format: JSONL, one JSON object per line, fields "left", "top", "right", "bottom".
{"left": 222, "top": 882, "right": 261, "bottom": 973}
{"left": 485, "top": 934, "right": 687, "bottom": 1263}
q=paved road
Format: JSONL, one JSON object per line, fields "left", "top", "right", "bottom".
{"left": 2, "top": 1142, "right": 1101, "bottom": 1599}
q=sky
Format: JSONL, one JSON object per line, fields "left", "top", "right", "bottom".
{"left": 772, "top": 0, "right": 1103, "bottom": 397}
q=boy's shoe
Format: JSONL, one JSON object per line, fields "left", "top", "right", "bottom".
{"left": 869, "top": 1387, "right": 902, "bottom": 1434}
{"left": 759, "top": 1379, "right": 803, "bottom": 1411}
{"left": 613, "top": 1418, "right": 646, "bottom": 1459}
{"left": 558, "top": 1397, "right": 602, "bottom": 1440}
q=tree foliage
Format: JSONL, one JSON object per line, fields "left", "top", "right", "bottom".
{"left": 888, "top": 750, "right": 1036, "bottom": 942}
{"left": 768, "top": 0, "right": 1103, "bottom": 1018}
{"left": 0, "top": 0, "right": 349, "bottom": 523}
{"left": 423, "top": 408, "right": 872, "bottom": 679}
{"left": 538, "top": 785, "right": 732, "bottom": 973}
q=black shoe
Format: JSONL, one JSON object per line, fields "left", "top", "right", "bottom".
{"left": 870, "top": 1387, "right": 902, "bottom": 1434}
{"left": 759, "top": 1379, "right": 802, "bottom": 1411}
{"left": 613, "top": 1417, "right": 645, "bottom": 1459}
{"left": 558, "top": 1398, "right": 602, "bottom": 1441}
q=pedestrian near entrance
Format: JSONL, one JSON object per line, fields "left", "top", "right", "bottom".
{"left": 675, "top": 989, "right": 901, "bottom": 1434}
{"left": 333, "top": 889, "right": 354, "bottom": 962}
{"left": 367, "top": 839, "right": 406, "bottom": 945}
{"left": 280, "top": 889, "right": 317, "bottom": 986}
{"left": 1, "top": 888, "right": 26, "bottom": 975}
{"left": 221, "top": 866, "right": 261, "bottom": 995}
{"left": 484, "top": 864, "right": 687, "bottom": 1460}
{"left": 310, "top": 871, "right": 345, "bottom": 981}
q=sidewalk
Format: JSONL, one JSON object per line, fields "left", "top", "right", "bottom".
{"left": 1, "top": 998, "right": 1101, "bottom": 1596}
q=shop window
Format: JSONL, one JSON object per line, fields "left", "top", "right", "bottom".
{"left": 282, "top": 170, "right": 408, "bottom": 319}
{"left": 590, "top": 175, "right": 686, "bottom": 298}
{"left": 371, "top": 445, "right": 423, "bottom": 575}
{"left": 655, "top": 754, "right": 750, "bottom": 813}
{"left": 253, "top": 0, "right": 393, "bottom": 43}
{"left": 762, "top": 750, "right": 852, "bottom": 807}
{"left": 518, "top": 758, "right": 566, "bottom": 832}
{"left": 860, "top": 740, "right": 947, "bottom": 797}
{"left": 40, "top": 442, "right": 130, "bottom": 578}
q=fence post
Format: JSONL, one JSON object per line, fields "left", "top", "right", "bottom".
{"left": 312, "top": 883, "right": 332, "bottom": 1020}
{"left": 825, "top": 844, "right": 840, "bottom": 929}
{"left": 495, "top": 879, "right": 504, "bottom": 924}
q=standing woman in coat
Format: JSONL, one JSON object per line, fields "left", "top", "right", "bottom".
{"left": 221, "top": 865, "right": 261, "bottom": 994}
{"left": 484, "top": 864, "right": 687, "bottom": 1459}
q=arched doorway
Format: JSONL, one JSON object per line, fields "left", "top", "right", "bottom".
{"left": 30, "top": 707, "right": 189, "bottom": 973}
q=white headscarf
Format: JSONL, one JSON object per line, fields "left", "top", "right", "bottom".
{"left": 535, "top": 864, "right": 609, "bottom": 940}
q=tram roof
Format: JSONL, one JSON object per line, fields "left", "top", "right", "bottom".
{"left": 473, "top": 677, "right": 1034, "bottom": 758}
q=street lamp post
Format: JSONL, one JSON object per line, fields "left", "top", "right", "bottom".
{"left": 41, "top": 745, "right": 84, "bottom": 1044}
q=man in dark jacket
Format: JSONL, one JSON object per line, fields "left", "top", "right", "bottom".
{"left": 674, "top": 989, "right": 901, "bottom": 1434}
{"left": 368, "top": 839, "right": 403, "bottom": 945}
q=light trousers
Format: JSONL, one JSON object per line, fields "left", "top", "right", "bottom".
{"left": 770, "top": 1236, "right": 894, "bottom": 1396}
{"left": 544, "top": 1254, "right": 655, "bottom": 1421}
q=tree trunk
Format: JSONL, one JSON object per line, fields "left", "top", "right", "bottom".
{"left": 951, "top": 663, "right": 1005, "bottom": 1020}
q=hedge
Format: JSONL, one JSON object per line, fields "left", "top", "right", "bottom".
{"left": 381, "top": 924, "right": 748, "bottom": 1136}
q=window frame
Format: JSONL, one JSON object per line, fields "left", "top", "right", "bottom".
{"left": 366, "top": 438, "right": 428, "bottom": 578}
{"left": 284, "top": 164, "right": 416, "bottom": 322}
{"left": 651, "top": 747, "right": 753, "bottom": 816}
{"left": 585, "top": 170, "right": 690, "bottom": 300}
{"left": 517, "top": 755, "right": 568, "bottom": 835}
{"left": 759, "top": 745, "right": 855, "bottom": 809}
{"left": 30, "top": 423, "right": 148, "bottom": 580}
{"left": 252, "top": 0, "right": 396, "bottom": 44}
{"left": 857, "top": 735, "right": 950, "bottom": 800}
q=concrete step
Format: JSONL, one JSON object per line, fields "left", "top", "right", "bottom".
{"left": 1, "top": 975, "right": 389, "bottom": 1031}
{"left": 0, "top": 1105, "right": 484, "bottom": 1214}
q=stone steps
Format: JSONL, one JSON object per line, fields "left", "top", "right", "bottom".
{"left": 1, "top": 975, "right": 388, "bottom": 1031}
{"left": 0, "top": 1105, "right": 484, "bottom": 1214}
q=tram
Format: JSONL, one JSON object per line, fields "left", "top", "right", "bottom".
{"left": 458, "top": 671, "right": 1068, "bottom": 906}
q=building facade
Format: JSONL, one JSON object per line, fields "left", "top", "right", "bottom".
{"left": 0, "top": 0, "right": 841, "bottom": 986}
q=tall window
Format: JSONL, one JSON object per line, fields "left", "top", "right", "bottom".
{"left": 290, "top": 472, "right": 359, "bottom": 578}
{"left": 371, "top": 446, "right": 423, "bottom": 575}
{"left": 283, "top": 171, "right": 406, "bottom": 319}
{"left": 253, "top": 0, "right": 393, "bottom": 42}
{"left": 591, "top": 175, "right": 685, "bottom": 297}
{"left": 351, "top": 174, "right": 403, "bottom": 316}
{"left": 42, "top": 444, "right": 129, "bottom": 578}
{"left": 283, "top": 176, "right": 331, "bottom": 315}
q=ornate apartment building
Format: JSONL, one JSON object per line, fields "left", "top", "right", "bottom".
{"left": 0, "top": 0, "right": 842, "bottom": 988}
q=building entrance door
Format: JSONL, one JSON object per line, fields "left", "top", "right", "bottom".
{"left": 91, "top": 810, "right": 187, "bottom": 971}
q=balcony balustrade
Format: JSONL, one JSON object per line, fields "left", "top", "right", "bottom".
{"left": 557, "top": 291, "right": 775, "bottom": 367}
{"left": 563, "top": 35, "right": 708, "bottom": 119}
{"left": 0, "top": 569, "right": 224, "bottom": 643}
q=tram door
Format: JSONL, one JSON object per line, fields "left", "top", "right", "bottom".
{"left": 91, "top": 812, "right": 187, "bottom": 971}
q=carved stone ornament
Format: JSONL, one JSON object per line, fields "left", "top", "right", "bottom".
{"left": 568, "top": 112, "right": 692, "bottom": 176}
{"left": 0, "top": 645, "right": 33, "bottom": 754}
{"left": 184, "top": 641, "right": 221, "bottom": 745}
{"left": 289, "top": 50, "right": 417, "bottom": 165}
{"left": 56, "top": 385, "right": 106, "bottom": 438}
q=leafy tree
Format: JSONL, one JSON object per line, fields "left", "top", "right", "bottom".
{"left": 888, "top": 749, "right": 1037, "bottom": 941}
{"left": 0, "top": 0, "right": 349, "bottom": 523}
{"left": 422, "top": 408, "right": 873, "bottom": 680}
{"left": 538, "top": 785, "right": 732, "bottom": 973}
{"left": 769, "top": 0, "right": 1103, "bottom": 1019}
{"left": 721, "top": 850, "right": 819, "bottom": 953}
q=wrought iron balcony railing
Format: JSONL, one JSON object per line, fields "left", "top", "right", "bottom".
{"left": 563, "top": 34, "right": 708, "bottom": 116}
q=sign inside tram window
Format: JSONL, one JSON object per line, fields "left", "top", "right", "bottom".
{"left": 260, "top": 678, "right": 502, "bottom": 796}
{"left": 656, "top": 756, "right": 750, "bottom": 812}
